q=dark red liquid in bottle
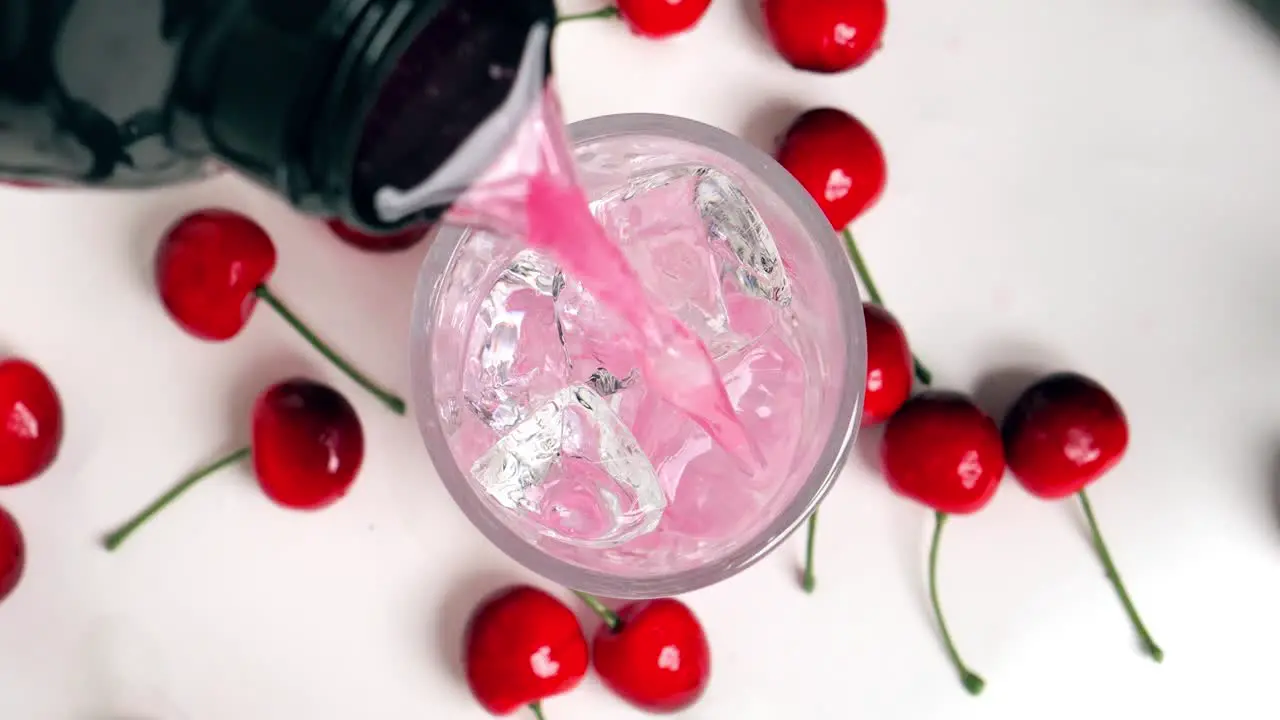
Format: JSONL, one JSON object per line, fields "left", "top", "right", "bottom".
{"left": 351, "top": 0, "right": 553, "bottom": 225}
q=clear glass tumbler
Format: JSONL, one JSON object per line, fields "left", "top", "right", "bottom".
{"left": 410, "top": 114, "right": 866, "bottom": 598}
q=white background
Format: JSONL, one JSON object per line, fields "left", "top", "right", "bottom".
{"left": 2, "top": 0, "right": 1279, "bottom": 718}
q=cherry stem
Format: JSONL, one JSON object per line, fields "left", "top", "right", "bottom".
{"left": 796, "top": 229, "right": 937, "bottom": 596}
{"left": 929, "top": 511, "right": 985, "bottom": 695}
{"left": 842, "top": 228, "right": 933, "bottom": 385}
{"left": 529, "top": 702, "right": 547, "bottom": 720}
{"left": 556, "top": 6, "right": 619, "bottom": 24}
{"left": 801, "top": 509, "right": 818, "bottom": 593}
{"left": 1077, "top": 489, "right": 1164, "bottom": 662}
{"left": 573, "top": 590, "right": 622, "bottom": 632}
{"left": 101, "top": 447, "right": 251, "bottom": 551}
{"left": 254, "top": 285, "right": 406, "bottom": 415}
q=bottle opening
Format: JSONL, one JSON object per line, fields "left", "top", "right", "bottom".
{"left": 349, "top": 0, "right": 553, "bottom": 229}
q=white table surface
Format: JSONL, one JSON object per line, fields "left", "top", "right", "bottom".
{"left": 3, "top": 1, "right": 1279, "bottom": 718}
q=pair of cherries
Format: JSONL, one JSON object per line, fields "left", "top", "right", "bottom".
{"left": 560, "top": 0, "right": 888, "bottom": 76}
{"left": 102, "top": 211, "right": 396, "bottom": 548}
{"left": 773, "top": 104, "right": 1162, "bottom": 693}
{"left": 0, "top": 201, "right": 389, "bottom": 588}
{"left": 0, "top": 203, "right": 410, "bottom": 578}
{"left": 465, "top": 586, "right": 710, "bottom": 718}
{"left": 0, "top": 358, "right": 64, "bottom": 606}
{"left": 861, "top": 309, "right": 1162, "bottom": 693}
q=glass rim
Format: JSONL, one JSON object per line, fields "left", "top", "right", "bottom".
{"left": 410, "top": 112, "right": 866, "bottom": 598}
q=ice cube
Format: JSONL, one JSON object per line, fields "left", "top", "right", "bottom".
{"left": 628, "top": 387, "right": 714, "bottom": 501}
{"left": 589, "top": 167, "right": 751, "bottom": 358}
{"left": 621, "top": 219, "right": 744, "bottom": 358}
{"left": 470, "top": 385, "right": 666, "bottom": 547}
{"left": 590, "top": 165, "right": 695, "bottom": 220}
{"left": 695, "top": 168, "right": 793, "bottom": 307}
{"left": 714, "top": 322, "right": 807, "bottom": 481}
{"left": 555, "top": 274, "right": 643, "bottom": 386}
{"left": 462, "top": 250, "right": 570, "bottom": 432}
{"left": 629, "top": 323, "right": 808, "bottom": 540}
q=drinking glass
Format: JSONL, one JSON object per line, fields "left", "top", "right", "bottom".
{"left": 410, "top": 113, "right": 866, "bottom": 598}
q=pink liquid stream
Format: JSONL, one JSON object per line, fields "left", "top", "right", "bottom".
{"left": 445, "top": 86, "right": 760, "bottom": 469}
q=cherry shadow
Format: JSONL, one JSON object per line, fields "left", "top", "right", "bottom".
{"left": 292, "top": 219, "right": 434, "bottom": 412}
{"left": 1238, "top": 0, "right": 1280, "bottom": 41}
{"left": 1269, "top": 439, "right": 1280, "bottom": 538}
{"left": 739, "top": 99, "right": 809, "bottom": 156}
{"left": 431, "top": 570, "right": 520, "bottom": 683}
{"left": 846, "top": 422, "right": 936, "bottom": 621}
{"left": 123, "top": 192, "right": 219, "bottom": 296}
{"left": 733, "top": 0, "right": 777, "bottom": 56}
{"left": 852, "top": 422, "right": 886, "bottom": 478}
{"left": 969, "top": 364, "right": 1046, "bottom": 428}
{"left": 226, "top": 353, "right": 319, "bottom": 431}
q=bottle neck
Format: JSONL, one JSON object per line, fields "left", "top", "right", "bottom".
{"left": 193, "top": 0, "right": 557, "bottom": 232}
{"left": 359, "top": 17, "right": 553, "bottom": 226}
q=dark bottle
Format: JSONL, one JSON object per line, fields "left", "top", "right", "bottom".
{"left": 0, "top": 0, "right": 557, "bottom": 232}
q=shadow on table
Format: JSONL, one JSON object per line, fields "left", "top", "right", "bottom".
{"left": 970, "top": 365, "right": 1044, "bottom": 426}
{"left": 1269, "top": 441, "right": 1280, "bottom": 537}
{"left": 1239, "top": 0, "right": 1280, "bottom": 41}
{"left": 431, "top": 570, "right": 516, "bottom": 683}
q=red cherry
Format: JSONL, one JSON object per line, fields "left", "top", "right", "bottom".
{"left": 775, "top": 108, "right": 886, "bottom": 230}
{"left": 1002, "top": 372, "right": 1128, "bottom": 500}
{"left": 615, "top": 0, "right": 712, "bottom": 38}
{"left": 102, "top": 379, "right": 364, "bottom": 550}
{"left": 762, "top": 0, "right": 887, "bottom": 73}
{"left": 251, "top": 379, "right": 365, "bottom": 510}
{"left": 882, "top": 391, "right": 1003, "bottom": 695}
{"left": 0, "top": 505, "right": 25, "bottom": 605}
{"left": 860, "top": 304, "right": 914, "bottom": 425}
{"left": 590, "top": 598, "right": 711, "bottom": 713}
{"left": 156, "top": 209, "right": 277, "bottom": 342}
{"left": 1002, "top": 372, "right": 1163, "bottom": 662}
{"left": 155, "top": 209, "right": 405, "bottom": 413}
{"left": 0, "top": 358, "right": 64, "bottom": 487}
{"left": 464, "top": 586, "right": 589, "bottom": 718}
{"left": 325, "top": 218, "right": 429, "bottom": 253}
{"left": 881, "top": 391, "right": 1004, "bottom": 516}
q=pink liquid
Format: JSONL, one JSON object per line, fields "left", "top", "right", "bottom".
{"left": 445, "top": 87, "right": 759, "bottom": 468}
{"left": 440, "top": 146, "right": 813, "bottom": 560}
